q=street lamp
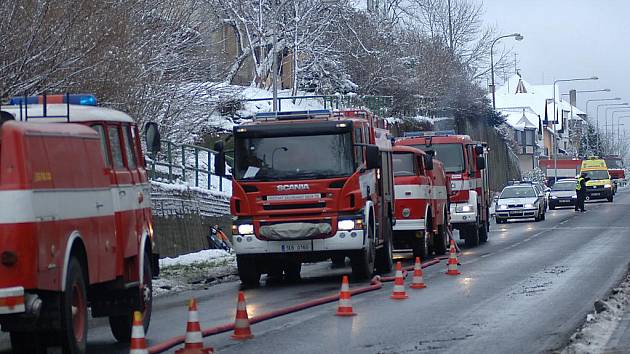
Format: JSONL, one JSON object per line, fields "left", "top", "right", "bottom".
{"left": 551, "top": 76, "right": 598, "bottom": 182}
{"left": 490, "top": 33, "right": 524, "bottom": 109}
{"left": 609, "top": 109, "right": 630, "bottom": 141}
{"left": 596, "top": 103, "right": 629, "bottom": 152}
{"left": 584, "top": 97, "right": 620, "bottom": 152}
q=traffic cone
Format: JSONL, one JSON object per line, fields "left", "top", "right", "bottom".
{"left": 336, "top": 275, "right": 356, "bottom": 316}
{"left": 390, "top": 262, "right": 408, "bottom": 300}
{"left": 410, "top": 257, "right": 427, "bottom": 289}
{"left": 176, "top": 298, "right": 213, "bottom": 354}
{"left": 231, "top": 291, "right": 254, "bottom": 340}
{"left": 130, "top": 311, "right": 148, "bottom": 354}
{"left": 446, "top": 240, "right": 461, "bottom": 275}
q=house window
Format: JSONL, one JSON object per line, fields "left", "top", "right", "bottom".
{"left": 525, "top": 130, "right": 535, "bottom": 146}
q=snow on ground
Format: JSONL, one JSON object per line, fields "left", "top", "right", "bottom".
{"left": 562, "top": 272, "right": 630, "bottom": 354}
{"left": 153, "top": 249, "right": 237, "bottom": 297}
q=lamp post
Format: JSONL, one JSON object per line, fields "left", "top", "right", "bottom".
{"left": 584, "top": 97, "right": 620, "bottom": 152}
{"left": 490, "top": 33, "right": 524, "bottom": 109}
{"left": 604, "top": 106, "right": 630, "bottom": 146}
{"left": 552, "top": 76, "right": 598, "bottom": 182}
{"left": 595, "top": 102, "right": 628, "bottom": 153}
{"left": 609, "top": 109, "right": 630, "bottom": 143}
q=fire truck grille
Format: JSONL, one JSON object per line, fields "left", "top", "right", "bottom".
{"left": 263, "top": 202, "right": 326, "bottom": 211}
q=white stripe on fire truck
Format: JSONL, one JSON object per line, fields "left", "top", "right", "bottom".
{"left": 394, "top": 185, "right": 448, "bottom": 200}
{"left": 0, "top": 184, "right": 151, "bottom": 224}
{"left": 450, "top": 178, "right": 483, "bottom": 191}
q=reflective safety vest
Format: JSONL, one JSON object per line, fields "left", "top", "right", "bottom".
{"left": 576, "top": 177, "right": 584, "bottom": 191}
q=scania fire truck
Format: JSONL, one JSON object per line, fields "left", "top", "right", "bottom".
{"left": 391, "top": 145, "right": 450, "bottom": 258}
{"left": 396, "top": 131, "right": 490, "bottom": 247}
{"left": 0, "top": 95, "right": 159, "bottom": 354}
{"left": 215, "top": 109, "right": 395, "bottom": 286}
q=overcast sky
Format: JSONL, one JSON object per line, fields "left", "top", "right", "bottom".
{"left": 479, "top": 0, "right": 630, "bottom": 123}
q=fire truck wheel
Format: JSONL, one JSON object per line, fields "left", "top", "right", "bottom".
{"left": 412, "top": 232, "right": 429, "bottom": 260}
{"left": 109, "top": 252, "right": 153, "bottom": 343}
{"left": 433, "top": 224, "right": 448, "bottom": 256}
{"left": 237, "top": 255, "right": 261, "bottom": 288}
{"left": 60, "top": 258, "right": 88, "bottom": 354}
{"left": 351, "top": 217, "right": 376, "bottom": 280}
{"left": 9, "top": 331, "right": 46, "bottom": 353}
{"left": 463, "top": 225, "right": 480, "bottom": 248}
{"left": 376, "top": 235, "right": 393, "bottom": 273}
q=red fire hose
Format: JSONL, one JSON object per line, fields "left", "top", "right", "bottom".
{"left": 147, "top": 257, "right": 448, "bottom": 353}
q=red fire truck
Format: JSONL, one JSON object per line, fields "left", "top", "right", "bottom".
{"left": 539, "top": 159, "right": 582, "bottom": 185}
{"left": 391, "top": 145, "right": 450, "bottom": 258}
{"left": 396, "top": 132, "right": 490, "bottom": 247}
{"left": 214, "top": 109, "right": 395, "bottom": 285}
{"left": 0, "top": 95, "right": 158, "bottom": 354}
{"left": 604, "top": 155, "right": 625, "bottom": 192}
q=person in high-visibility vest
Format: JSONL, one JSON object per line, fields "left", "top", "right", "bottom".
{"left": 575, "top": 172, "right": 590, "bottom": 212}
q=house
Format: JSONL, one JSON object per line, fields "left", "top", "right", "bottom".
{"left": 493, "top": 73, "right": 586, "bottom": 172}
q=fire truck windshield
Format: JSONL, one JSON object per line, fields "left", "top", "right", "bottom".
{"left": 234, "top": 132, "right": 354, "bottom": 181}
{"left": 393, "top": 153, "right": 416, "bottom": 177}
{"left": 412, "top": 143, "right": 465, "bottom": 173}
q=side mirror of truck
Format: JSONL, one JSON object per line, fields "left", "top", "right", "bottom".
{"left": 475, "top": 145, "right": 484, "bottom": 155}
{"left": 144, "top": 122, "right": 161, "bottom": 154}
{"left": 366, "top": 145, "right": 379, "bottom": 170}
{"left": 476, "top": 156, "right": 486, "bottom": 170}
{"left": 214, "top": 141, "right": 226, "bottom": 177}
{"left": 425, "top": 155, "right": 434, "bottom": 170}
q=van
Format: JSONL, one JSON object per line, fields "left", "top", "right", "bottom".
{"left": 580, "top": 158, "right": 614, "bottom": 202}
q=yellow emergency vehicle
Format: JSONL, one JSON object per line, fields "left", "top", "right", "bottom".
{"left": 580, "top": 157, "right": 614, "bottom": 202}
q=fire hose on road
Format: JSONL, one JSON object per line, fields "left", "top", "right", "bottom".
{"left": 146, "top": 257, "right": 447, "bottom": 353}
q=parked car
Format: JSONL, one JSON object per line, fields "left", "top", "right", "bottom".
{"left": 548, "top": 179, "right": 577, "bottom": 210}
{"left": 495, "top": 183, "right": 547, "bottom": 223}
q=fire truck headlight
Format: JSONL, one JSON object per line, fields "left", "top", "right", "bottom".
{"left": 457, "top": 204, "right": 473, "bottom": 213}
{"left": 402, "top": 208, "right": 411, "bottom": 218}
{"left": 338, "top": 219, "right": 356, "bottom": 231}
{"left": 237, "top": 224, "right": 254, "bottom": 235}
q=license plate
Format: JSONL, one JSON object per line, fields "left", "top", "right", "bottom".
{"left": 591, "top": 193, "right": 601, "bottom": 197}
{"left": 560, "top": 200, "right": 570, "bottom": 204}
{"left": 267, "top": 193, "right": 321, "bottom": 201}
{"left": 280, "top": 241, "right": 312, "bottom": 252}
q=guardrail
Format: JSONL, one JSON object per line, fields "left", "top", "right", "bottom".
{"left": 146, "top": 140, "right": 232, "bottom": 192}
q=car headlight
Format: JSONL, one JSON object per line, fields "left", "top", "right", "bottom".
{"left": 456, "top": 204, "right": 473, "bottom": 212}
{"left": 338, "top": 219, "right": 356, "bottom": 231}
{"left": 604, "top": 184, "right": 612, "bottom": 189}
{"left": 524, "top": 203, "right": 534, "bottom": 209}
{"left": 551, "top": 196, "right": 558, "bottom": 199}
{"left": 237, "top": 224, "right": 254, "bottom": 235}
{"left": 571, "top": 195, "right": 577, "bottom": 199}
{"left": 498, "top": 204, "right": 508, "bottom": 210}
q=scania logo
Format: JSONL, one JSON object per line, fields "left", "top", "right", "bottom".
{"left": 277, "top": 184, "right": 310, "bottom": 192}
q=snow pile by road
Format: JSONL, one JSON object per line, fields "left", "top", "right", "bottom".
{"left": 153, "top": 249, "right": 238, "bottom": 297}
{"left": 562, "top": 273, "right": 630, "bottom": 354}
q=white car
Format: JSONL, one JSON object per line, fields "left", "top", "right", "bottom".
{"left": 495, "top": 184, "right": 546, "bottom": 223}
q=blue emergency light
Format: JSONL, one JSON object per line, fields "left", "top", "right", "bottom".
{"left": 9, "top": 94, "right": 98, "bottom": 106}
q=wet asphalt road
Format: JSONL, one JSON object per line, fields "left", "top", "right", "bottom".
{"left": 2, "top": 190, "right": 630, "bottom": 354}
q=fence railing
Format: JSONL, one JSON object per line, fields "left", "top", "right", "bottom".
{"left": 147, "top": 140, "right": 232, "bottom": 192}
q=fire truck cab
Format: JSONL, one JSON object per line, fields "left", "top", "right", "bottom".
{"left": 396, "top": 131, "right": 490, "bottom": 247}
{"left": 216, "top": 109, "right": 395, "bottom": 286}
{"left": 391, "top": 145, "right": 450, "bottom": 258}
{"left": 0, "top": 95, "right": 157, "bottom": 354}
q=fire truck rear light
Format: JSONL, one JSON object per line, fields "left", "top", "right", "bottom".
{"left": 246, "top": 236, "right": 253, "bottom": 242}
{"left": 350, "top": 232, "right": 357, "bottom": 238}
{"left": 1, "top": 251, "right": 17, "bottom": 266}
{"left": 236, "top": 236, "right": 243, "bottom": 243}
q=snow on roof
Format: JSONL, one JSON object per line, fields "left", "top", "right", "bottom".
{"left": 494, "top": 73, "right": 585, "bottom": 130}
{"left": 501, "top": 109, "right": 539, "bottom": 130}
{"left": 1, "top": 104, "right": 134, "bottom": 123}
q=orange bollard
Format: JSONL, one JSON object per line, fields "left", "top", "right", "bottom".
{"left": 336, "top": 275, "right": 356, "bottom": 316}
{"left": 410, "top": 257, "right": 427, "bottom": 289}
{"left": 390, "top": 262, "right": 408, "bottom": 300}
{"left": 231, "top": 291, "right": 254, "bottom": 340}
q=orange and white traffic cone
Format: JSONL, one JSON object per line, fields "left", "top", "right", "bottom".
{"left": 176, "top": 298, "right": 213, "bottom": 354}
{"left": 446, "top": 240, "right": 461, "bottom": 275}
{"left": 336, "top": 275, "right": 356, "bottom": 316}
{"left": 231, "top": 291, "right": 254, "bottom": 340}
{"left": 130, "top": 311, "right": 148, "bottom": 354}
{"left": 390, "top": 262, "right": 408, "bottom": 300}
{"left": 410, "top": 257, "right": 427, "bottom": 289}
